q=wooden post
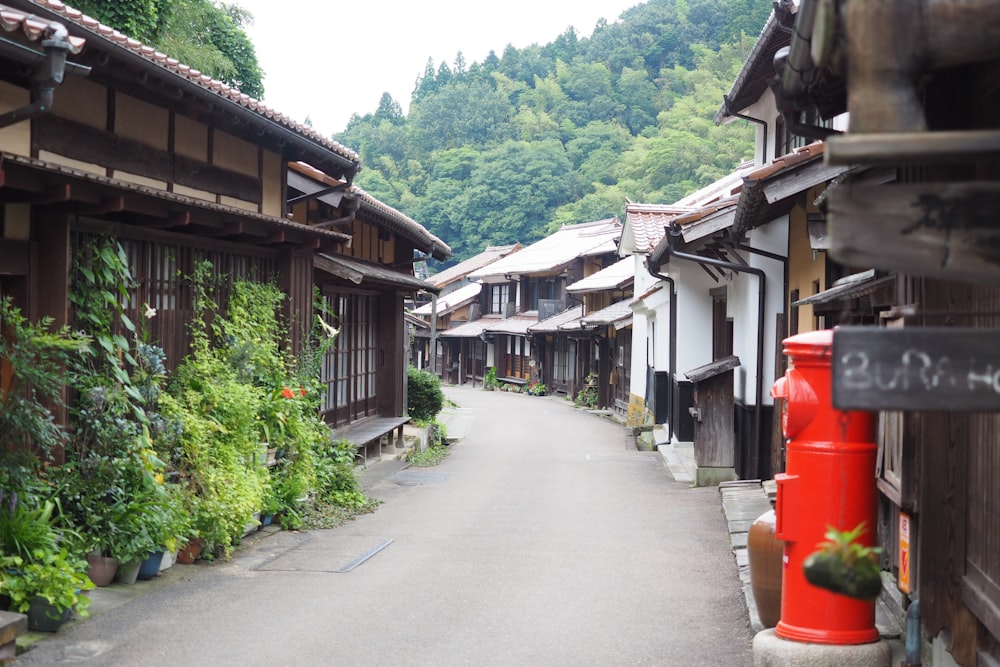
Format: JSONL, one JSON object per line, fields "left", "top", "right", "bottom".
{"left": 32, "top": 207, "right": 72, "bottom": 464}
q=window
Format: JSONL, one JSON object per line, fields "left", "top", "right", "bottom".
{"left": 490, "top": 284, "right": 509, "bottom": 314}
{"left": 72, "top": 228, "right": 276, "bottom": 373}
{"left": 711, "top": 287, "right": 733, "bottom": 360}
{"left": 321, "top": 291, "right": 378, "bottom": 424}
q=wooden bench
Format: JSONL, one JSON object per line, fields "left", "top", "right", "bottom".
{"left": 498, "top": 376, "right": 527, "bottom": 387}
{"left": 0, "top": 611, "right": 26, "bottom": 664}
{"left": 330, "top": 416, "right": 411, "bottom": 465}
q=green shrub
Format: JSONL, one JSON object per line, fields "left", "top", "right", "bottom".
{"left": 574, "top": 373, "right": 599, "bottom": 408}
{"left": 484, "top": 366, "right": 498, "bottom": 390}
{"left": 407, "top": 366, "right": 444, "bottom": 422}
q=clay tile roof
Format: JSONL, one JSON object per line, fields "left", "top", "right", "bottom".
{"left": 744, "top": 141, "right": 826, "bottom": 182}
{"left": 580, "top": 299, "right": 633, "bottom": 329}
{"left": 28, "top": 0, "right": 359, "bottom": 164}
{"left": 624, "top": 204, "right": 693, "bottom": 253}
{"left": 352, "top": 185, "right": 451, "bottom": 260}
{"left": 566, "top": 257, "right": 634, "bottom": 293}
{"left": 734, "top": 142, "right": 851, "bottom": 234}
{"left": 0, "top": 3, "right": 85, "bottom": 52}
{"left": 411, "top": 281, "right": 482, "bottom": 316}
{"left": 438, "top": 315, "right": 502, "bottom": 339}
{"left": 427, "top": 244, "right": 521, "bottom": 289}
{"left": 484, "top": 312, "right": 538, "bottom": 335}
{"left": 529, "top": 305, "right": 584, "bottom": 334}
{"left": 470, "top": 218, "right": 622, "bottom": 281}
{"left": 716, "top": 1, "right": 797, "bottom": 124}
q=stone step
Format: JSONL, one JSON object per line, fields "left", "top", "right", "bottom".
{"left": 0, "top": 611, "right": 27, "bottom": 664}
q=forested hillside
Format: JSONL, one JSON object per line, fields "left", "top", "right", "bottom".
{"left": 337, "top": 0, "right": 769, "bottom": 267}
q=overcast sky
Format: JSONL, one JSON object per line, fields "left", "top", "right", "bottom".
{"left": 234, "top": 0, "right": 640, "bottom": 137}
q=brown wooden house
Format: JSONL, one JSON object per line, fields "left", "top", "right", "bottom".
{"left": 557, "top": 257, "right": 634, "bottom": 413}
{"left": 467, "top": 218, "right": 622, "bottom": 395}
{"left": 0, "top": 1, "right": 448, "bottom": 462}
{"left": 410, "top": 243, "right": 520, "bottom": 383}
{"left": 766, "top": 0, "right": 1000, "bottom": 663}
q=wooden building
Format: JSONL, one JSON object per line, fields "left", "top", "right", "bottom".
{"left": 410, "top": 244, "right": 519, "bottom": 382}
{"left": 467, "top": 218, "right": 622, "bottom": 396}
{"left": 0, "top": 0, "right": 448, "bottom": 461}
{"left": 758, "top": 0, "right": 1000, "bottom": 663}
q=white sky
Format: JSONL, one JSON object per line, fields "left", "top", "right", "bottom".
{"left": 235, "top": 0, "right": 640, "bottom": 137}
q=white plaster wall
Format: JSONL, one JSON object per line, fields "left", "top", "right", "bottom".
{"left": 629, "top": 255, "right": 653, "bottom": 399}
{"left": 629, "top": 311, "right": 649, "bottom": 399}
{"left": 675, "top": 261, "right": 716, "bottom": 377}
{"left": 729, "top": 219, "right": 789, "bottom": 405}
{"left": 745, "top": 90, "right": 780, "bottom": 165}
{"left": 628, "top": 254, "right": 672, "bottom": 404}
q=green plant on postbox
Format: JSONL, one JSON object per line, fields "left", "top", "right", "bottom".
{"left": 803, "top": 522, "right": 883, "bottom": 600}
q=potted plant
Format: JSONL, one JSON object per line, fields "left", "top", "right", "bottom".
{"left": 0, "top": 549, "right": 95, "bottom": 632}
{"left": 484, "top": 367, "right": 499, "bottom": 391}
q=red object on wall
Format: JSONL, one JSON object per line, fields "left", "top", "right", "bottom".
{"left": 770, "top": 329, "right": 880, "bottom": 645}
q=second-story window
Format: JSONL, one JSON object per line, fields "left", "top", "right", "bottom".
{"left": 529, "top": 277, "right": 561, "bottom": 311}
{"left": 490, "top": 284, "right": 509, "bottom": 314}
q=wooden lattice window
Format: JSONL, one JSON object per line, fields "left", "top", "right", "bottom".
{"left": 320, "top": 290, "right": 378, "bottom": 425}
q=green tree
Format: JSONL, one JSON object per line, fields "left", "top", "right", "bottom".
{"left": 72, "top": 0, "right": 171, "bottom": 44}
{"left": 408, "top": 81, "right": 515, "bottom": 152}
{"left": 72, "top": 0, "right": 264, "bottom": 98}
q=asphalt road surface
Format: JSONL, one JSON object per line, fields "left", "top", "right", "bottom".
{"left": 18, "top": 386, "right": 752, "bottom": 666}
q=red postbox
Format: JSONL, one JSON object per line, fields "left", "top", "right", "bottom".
{"left": 770, "top": 329, "right": 879, "bottom": 645}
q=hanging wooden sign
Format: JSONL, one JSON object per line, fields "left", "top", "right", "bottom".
{"left": 828, "top": 182, "right": 1000, "bottom": 286}
{"left": 832, "top": 326, "right": 1000, "bottom": 411}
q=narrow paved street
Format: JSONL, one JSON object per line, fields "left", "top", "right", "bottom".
{"left": 19, "top": 386, "right": 752, "bottom": 666}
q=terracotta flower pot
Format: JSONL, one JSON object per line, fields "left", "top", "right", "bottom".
{"left": 176, "top": 538, "right": 204, "bottom": 564}
{"left": 747, "top": 508, "right": 784, "bottom": 629}
{"left": 85, "top": 554, "right": 119, "bottom": 587}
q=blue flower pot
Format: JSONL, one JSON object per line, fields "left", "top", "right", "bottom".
{"left": 137, "top": 551, "right": 165, "bottom": 580}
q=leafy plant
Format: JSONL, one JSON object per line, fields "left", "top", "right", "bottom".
{"left": 484, "top": 366, "right": 499, "bottom": 390}
{"left": 0, "top": 549, "right": 94, "bottom": 618}
{"left": 528, "top": 382, "right": 547, "bottom": 396}
{"left": 407, "top": 366, "right": 444, "bottom": 422}
{"left": 574, "top": 373, "right": 599, "bottom": 408}
{"left": 0, "top": 493, "right": 60, "bottom": 560}
{"left": 0, "top": 297, "right": 89, "bottom": 465}
{"left": 803, "top": 522, "right": 883, "bottom": 600}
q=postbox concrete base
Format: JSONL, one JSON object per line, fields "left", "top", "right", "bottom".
{"left": 752, "top": 628, "right": 890, "bottom": 666}
{"left": 695, "top": 465, "right": 737, "bottom": 487}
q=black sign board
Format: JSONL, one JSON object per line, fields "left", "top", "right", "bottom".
{"left": 832, "top": 326, "right": 1000, "bottom": 411}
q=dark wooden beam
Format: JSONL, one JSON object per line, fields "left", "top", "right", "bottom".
{"left": 34, "top": 115, "right": 261, "bottom": 204}
{"left": 143, "top": 211, "right": 191, "bottom": 229}
{"left": 32, "top": 184, "right": 71, "bottom": 205}
{"left": 79, "top": 195, "right": 125, "bottom": 215}
{"left": 207, "top": 221, "right": 244, "bottom": 237}
{"left": 260, "top": 231, "right": 285, "bottom": 245}
{"left": 298, "top": 238, "right": 321, "bottom": 251}
{"left": 828, "top": 130, "right": 1000, "bottom": 164}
